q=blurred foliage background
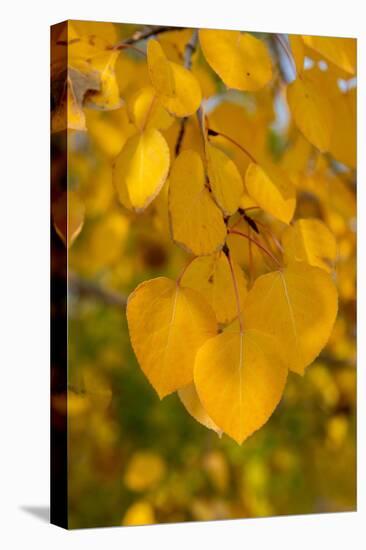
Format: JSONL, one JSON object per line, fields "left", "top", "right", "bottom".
{"left": 51, "top": 21, "right": 356, "bottom": 528}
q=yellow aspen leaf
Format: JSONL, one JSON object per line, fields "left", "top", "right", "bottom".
{"left": 147, "top": 39, "right": 202, "bottom": 117}
{"left": 158, "top": 29, "right": 194, "bottom": 63}
{"left": 124, "top": 451, "right": 166, "bottom": 492}
{"left": 244, "top": 262, "right": 338, "bottom": 375}
{"left": 113, "top": 128, "right": 170, "bottom": 211}
{"left": 169, "top": 150, "right": 226, "bottom": 255}
{"left": 52, "top": 191, "right": 85, "bottom": 248}
{"left": 206, "top": 143, "right": 244, "bottom": 215}
{"left": 302, "top": 35, "right": 356, "bottom": 75}
{"left": 178, "top": 383, "right": 222, "bottom": 435}
{"left": 147, "top": 39, "right": 176, "bottom": 97}
{"left": 194, "top": 328, "right": 288, "bottom": 444}
{"left": 329, "top": 88, "right": 356, "bottom": 169}
{"left": 128, "top": 86, "right": 174, "bottom": 131}
{"left": 289, "top": 35, "right": 305, "bottom": 74}
{"left": 199, "top": 29, "right": 272, "bottom": 91}
{"left": 127, "top": 277, "right": 217, "bottom": 398}
{"left": 287, "top": 76, "right": 333, "bottom": 152}
{"left": 282, "top": 218, "right": 337, "bottom": 272}
{"left": 245, "top": 162, "right": 296, "bottom": 224}
{"left": 122, "top": 501, "right": 155, "bottom": 526}
{"left": 181, "top": 253, "right": 247, "bottom": 323}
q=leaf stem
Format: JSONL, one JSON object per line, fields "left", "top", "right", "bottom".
{"left": 247, "top": 225, "right": 254, "bottom": 286}
{"left": 208, "top": 129, "right": 257, "bottom": 164}
{"left": 176, "top": 256, "right": 196, "bottom": 285}
{"left": 274, "top": 34, "right": 297, "bottom": 76}
{"left": 113, "top": 25, "right": 188, "bottom": 49}
{"left": 117, "top": 43, "right": 147, "bottom": 57}
{"left": 228, "top": 229, "right": 282, "bottom": 268}
{"left": 175, "top": 30, "right": 198, "bottom": 156}
{"left": 226, "top": 249, "right": 244, "bottom": 333}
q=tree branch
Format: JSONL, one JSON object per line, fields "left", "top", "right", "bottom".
{"left": 175, "top": 30, "right": 199, "bottom": 157}
{"left": 69, "top": 272, "right": 127, "bottom": 308}
{"left": 113, "top": 25, "right": 188, "bottom": 50}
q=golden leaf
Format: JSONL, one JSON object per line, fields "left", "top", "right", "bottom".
{"left": 244, "top": 262, "right": 338, "bottom": 374}
{"left": 199, "top": 29, "right": 272, "bottom": 91}
{"left": 178, "top": 383, "right": 222, "bottom": 434}
{"left": 282, "top": 218, "right": 337, "bottom": 272}
{"left": 194, "top": 328, "right": 287, "bottom": 443}
{"left": 127, "top": 277, "right": 217, "bottom": 398}
{"left": 181, "top": 252, "right": 247, "bottom": 323}
{"left": 113, "top": 128, "right": 170, "bottom": 211}
{"left": 169, "top": 150, "right": 226, "bottom": 255}
{"left": 206, "top": 143, "right": 244, "bottom": 215}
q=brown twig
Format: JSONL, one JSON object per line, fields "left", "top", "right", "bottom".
{"left": 175, "top": 30, "right": 199, "bottom": 156}
{"left": 113, "top": 25, "right": 188, "bottom": 50}
{"left": 208, "top": 129, "right": 257, "bottom": 164}
{"left": 228, "top": 230, "right": 282, "bottom": 268}
{"left": 68, "top": 272, "right": 127, "bottom": 308}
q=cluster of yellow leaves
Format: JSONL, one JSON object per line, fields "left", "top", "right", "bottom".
{"left": 55, "top": 22, "right": 356, "bottom": 445}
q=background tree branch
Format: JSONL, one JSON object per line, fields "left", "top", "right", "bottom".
{"left": 69, "top": 272, "right": 127, "bottom": 309}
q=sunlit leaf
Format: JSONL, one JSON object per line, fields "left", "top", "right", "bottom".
{"left": 287, "top": 76, "right": 333, "bottom": 152}
{"left": 181, "top": 252, "right": 247, "bottom": 323}
{"left": 169, "top": 150, "right": 226, "bottom": 255}
{"left": 147, "top": 38, "right": 202, "bottom": 117}
{"left": 128, "top": 86, "right": 174, "bottom": 131}
{"left": 206, "top": 143, "right": 244, "bottom": 215}
{"left": 113, "top": 128, "right": 170, "bottom": 211}
{"left": 127, "top": 277, "right": 217, "bottom": 398}
{"left": 178, "top": 383, "right": 222, "bottom": 434}
{"left": 194, "top": 327, "right": 287, "bottom": 444}
{"left": 282, "top": 218, "right": 337, "bottom": 272}
{"left": 245, "top": 162, "right": 296, "bottom": 224}
{"left": 244, "top": 262, "right": 338, "bottom": 374}
{"left": 199, "top": 29, "right": 272, "bottom": 91}
{"left": 302, "top": 35, "right": 356, "bottom": 75}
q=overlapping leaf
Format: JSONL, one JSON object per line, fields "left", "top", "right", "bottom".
{"left": 244, "top": 262, "right": 338, "bottom": 374}
{"left": 199, "top": 29, "right": 272, "bottom": 91}
{"left": 181, "top": 252, "right": 247, "bottom": 323}
{"left": 169, "top": 150, "right": 226, "bottom": 255}
{"left": 127, "top": 277, "right": 217, "bottom": 398}
{"left": 147, "top": 39, "right": 202, "bottom": 117}
{"left": 194, "top": 327, "right": 288, "bottom": 443}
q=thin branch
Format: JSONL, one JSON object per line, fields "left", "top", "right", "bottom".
{"left": 69, "top": 272, "right": 127, "bottom": 308}
{"left": 175, "top": 118, "right": 188, "bottom": 156}
{"left": 113, "top": 25, "right": 188, "bottom": 50}
{"left": 225, "top": 248, "right": 244, "bottom": 333}
{"left": 228, "top": 230, "right": 282, "bottom": 268}
{"left": 183, "top": 29, "right": 198, "bottom": 70}
{"left": 175, "top": 30, "right": 199, "bottom": 157}
{"left": 208, "top": 129, "right": 257, "bottom": 164}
